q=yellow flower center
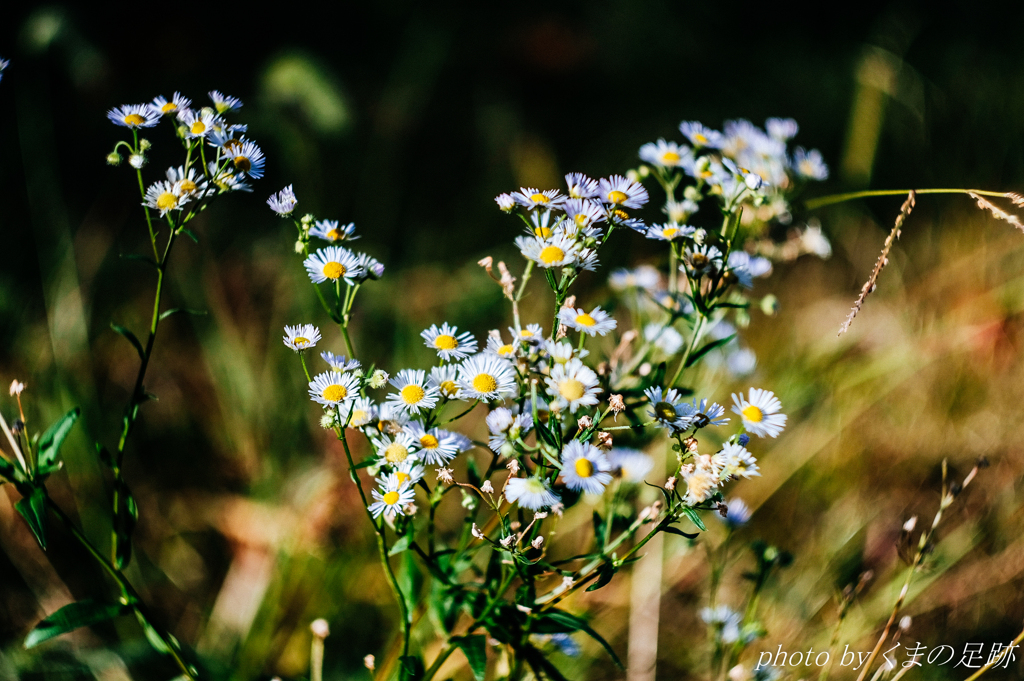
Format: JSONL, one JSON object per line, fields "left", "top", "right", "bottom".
{"left": 498, "top": 344, "right": 514, "bottom": 356}
{"left": 383, "top": 491, "right": 400, "bottom": 505}
{"left": 534, "top": 227, "right": 552, "bottom": 238}
{"left": 234, "top": 155, "right": 251, "bottom": 172}
{"left": 654, "top": 401, "right": 677, "bottom": 421}
{"left": 661, "top": 151, "right": 680, "bottom": 164}
{"left": 323, "top": 384, "right": 348, "bottom": 402}
{"left": 160, "top": 102, "right": 177, "bottom": 113}
{"left": 473, "top": 373, "right": 498, "bottom": 394}
{"left": 701, "top": 170, "right": 714, "bottom": 179}
{"left": 293, "top": 336, "right": 309, "bottom": 346}
{"left": 520, "top": 329, "right": 534, "bottom": 337}
{"left": 420, "top": 434, "right": 439, "bottom": 449}
{"left": 539, "top": 245, "right": 565, "bottom": 264}
{"left": 179, "top": 179, "right": 197, "bottom": 194}
{"left": 558, "top": 379, "right": 585, "bottom": 401}
{"left": 613, "top": 209, "right": 630, "bottom": 220}
{"left": 434, "top": 334, "right": 458, "bottom": 350}
{"left": 694, "top": 133, "right": 708, "bottom": 144}
{"left": 691, "top": 254, "right": 709, "bottom": 267}
{"left": 323, "top": 262, "right": 347, "bottom": 279}
{"left": 191, "top": 121, "right": 206, "bottom": 135}
{"left": 575, "top": 458, "right": 594, "bottom": 478}
{"left": 439, "top": 380, "right": 458, "bottom": 397}
{"left": 574, "top": 213, "right": 587, "bottom": 226}
{"left": 326, "top": 228, "right": 341, "bottom": 240}
{"left": 530, "top": 193, "right": 550, "bottom": 204}
{"left": 385, "top": 443, "right": 409, "bottom": 463}
{"left": 396, "top": 472, "right": 411, "bottom": 485}
{"left": 575, "top": 313, "right": 596, "bottom": 327}
{"left": 742, "top": 405, "right": 764, "bottom": 423}
{"left": 607, "top": 190, "right": 628, "bottom": 204}
{"left": 351, "top": 409, "right": 367, "bottom": 425}
{"left": 156, "top": 192, "right": 178, "bottom": 211}
{"left": 124, "top": 113, "right": 145, "bottom": 126}
{"left": 401, "top": 384, "right": 426, "bottom": 405}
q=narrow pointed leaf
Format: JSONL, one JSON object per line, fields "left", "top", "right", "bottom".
{"left": 37, "top": 408, "right": 80, "bottom": 472}
{"left": 15, "top": 487, "right": 48, "bottom": 550}
{"left": 682, "top": 507, "right": 707, "bottom": 532}
{"left": 25, "top": 600, "right": 130, "bottom": 648}
{"left": 159, "top": 308, "right": 207, "bottom": 321}
{"left": 451, "top": 635, "right": 487, "bottom": 681}
{"left": 535, "top": 609, "right": 623, "bottom": 668}
{"left": 111, "top": 324, "right": 145, "bottom": 361}
{"left": 685, "top": 335, "right": 735, "bottom": 368}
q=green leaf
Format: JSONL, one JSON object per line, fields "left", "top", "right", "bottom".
{"left": 37, "top": 408, "right": 80, "bottom": 475}
{"left": 178, "top": 227, "right": 199, "bottom": 243}
{"left": 535, "top": 610, "right": 623, "bottom": 668}
{"left": 0, "top": 455, "right": 25, "bottom": 484}
{"left": 111, "top": 323, "right": 145, "bottom": 361}
{"left": 451, "top": 635, "right": 487, "bottom": 681}
{"left": 521, "top": 644, "right": 571, "bottom": 681}
{"left": 119, "top": 253, "right": 158, "bottom": 269}
{"left": 389, "top": 534, "right": 413, "bottom": 556}
{"left": 113, "top": 478, "right": 139, "bottom": 569}
{"left": 662, "top": 525, "right": 699, "bottom": 539}
{"left": 399, "top": 655, "right": 424, "bottom": 681}
{"left": 685, "top": 335, "right": 735, "bottom": 368}
{"left": 591, "top": 511, "right": 606, "bottom": 544}
{"left": 158, "top": 308, "right": 207, "bottom": 321}
{"left": 353, "top": 457, "right": 377, "bottom": 469}
{"left": 586, "top": 563, "right": 616, "bottom": 592}
{"left": 15, "top": 487, "right": 48, "bottom": 550}
{"left": 681, "top": 507, "right": 707, "bottom": 532}
{"left": 25, "top": 600, "right": 130, "bottom": 648}
{"left": 134, "top": 609, "right": 170, "bottom": 653}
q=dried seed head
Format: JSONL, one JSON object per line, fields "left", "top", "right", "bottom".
{"left": 609, "top": 394, "right": 625, "bottom": 413}
{"left": 531, "top": 536, "right": 544, "bottom": 549}
{"left": 481, "top": 480, "right": 494, "bottom": 494}
{"left": 597, "top": 432, "right": 613, "bottom": 449}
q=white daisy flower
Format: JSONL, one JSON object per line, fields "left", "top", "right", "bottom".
{"left": 429, "top": 364, "right": 463, "bottom": 400}
{"left": 644, "top": 323, "right": 684, "bottom": 356}
{"left": 766, "top": 117, "right": 799, "bottom": 141}
{"left": 224, "top": 138, "right": 266, "bottom": 179}
{"left": 308, "top": 370, "right": 360, "bottom": 407}
{"left": 267, "top": 185, "right": 298, "bottom": 216}
{"left": 208, "top": 160, "right": 252, "bottom": 194}
{"left": 562, "top": 198, "right": 606, "bottom": 229}
{"left": 346, "top": 397, "right": 377, "bottom": 428}
{"left": 689, "top": 399, "right": 729, "bottom": 428}
{"left": 542, "top": 339, "right": 589, "bottom": 366}
{"left": 421, "top": 323, "right": 477, "bottom": 362}
{"left": 143, "top": 180, "right": 183, "bottom": 217}
{"left": 165, "top": 166, "right": 209, "bottom": 202}
{"left": 108, "top": 104, "right": 160, "bottom": 128}
{"left": 609, "top": 448, "right": 654, "bottom": 483}
{"left": 683, "top": 244, "right": 723, "bottom": 276}
{"left": 545, "top": 358, "right": 600, "bottom": 413}
{"left": 558, "top": 306, "right": 616, "bottom": 337}
{"left": 320, "top": 351, "right": 360, "bottom": 372}
{"left": 644, "top": 387, "right": 694, "bottom": 433}
{"left": 151, "top": 92, "right": 191, "bottom": 116}
{"left": 791, "top": 147, "right": 829, "bottom": 181}
{"left": 386, "top": 369, "right": 440, "bottom": 415}
{"left": 369, "top": 473, "right": 416, "bottom": 518}
{"left": 283, "top": 324, "right": 321, "bottom": 352}
{"left": 485, "top": 333, "right": 518, "bottom": 361}
{"left": 726, "top": 251, "right": 772, "bottom": 288}
{"left": 310, "top": 220, "right": 358, "bottom": 243}
{"left": 208, "top": 90, "right": 242, "bottom": 114}
{"left": 575, "top": 248, "right": 600, "bottom": 272}
{"left": 527, "top": 210, "right": 555, "bottom": 239}
{"left": 561, "top": 441, "right": 612, "bottom": 495}
{"left": 515, "top": 233, "right": 580, "bottom": 269}
{"left": 376, "top": 401, "right": 410, "bottom": 432}
{"left": 609, "top": 265, "right": 660, "bottom": 293}
{"left": 646, "top": 222, "right": 695, "bottom": 242}
{"left": 304, "top": 246, "right": 365, "bottom": 286}
{"left": 505, "top": 476, "right": 560, "bottom": 510}
{"left": 712, "top": 442, "right": 759, "bottom": 481}
{"left": 679, "top": 121, "right": 724, "bottom": 149}
{"left": 353, "top": 252, "right": 385, "bottom": 281}
{"left": 457, "top": 353, "right": 518, "bottom": 401}
{"left": 718, "top": 498, "right": 752, "bottom": 527}
{"left": 510, "top": 323, "right": 545, "bottom": 345}
{"left": 598, "top": 175, "right": 649, "bottom": 209}
{"left": 177, "top": 108, "right": 219, "bottom": 138}
{"left": 512, "top": 187, "right": 565, "bottom": 210}
{"left": 731, "top": 388, "right": 786, "bottom": 438}
{"left": 665, "top": 198, "right": 699, "bottom": 223}
{"left": 376, "top": 432, "right": 420, "bottom": 465}
{"left": 564, "top": 173, "right": 600, "bottom": 199}
{"left": 494, "top": 193, "right": 516, "bottom": 211}
{"left": 682, "top": 460, "right": 720, "bottom": 505}
{"left": 406, "top": 422, "right": 461, "bottom": 464}
{"left": 487, "top": 408, "right": 532, "bottom": 453}
{"left": 639, "top": 138, "right": 691, "bottom": 168}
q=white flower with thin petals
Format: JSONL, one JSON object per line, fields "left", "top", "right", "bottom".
{"left": 406, "top": 422, "right": 461, "bottom": 464}
{"left": 429, "top": 365, "right": 464, "bottom": 400}
{"left": 609, "top": 448, "right": 654, "bottom": 483}
{"left": 308, "top": 371, "right": 359, "bottom": 407}
{"left": 369, "top": 473, "right": 416, "bottom": 518}
{"left": 386, "top": 369, "right": 440, "bottom": 415}
{"left": 731, "top": 388, "right": 786, "bottom": 438}
{"left": 268, "top": 185, "right": 298, "bottom": 216}
{"left": 457, "top": 354, "right": 518, "bottom": 401}
{"left": 545, "top": 358, "right": 600, "bottom": 413}
{"left": 421, "top": 323, "right": 477, "bottom": 361}
{"left": 375, "top": 431, "right": 420, "bottom": 465}
{"left": 598, "top": 175, "right": 649, "bottom": 209}
{"left": 564, "top": 173, "right": 600, "bottom": 199}
{"left": 321, "top": 351, "right": 360, "bottom": 372}
{"left": 283, "top": 324, "right": 321, "bottom": 352}
{"left": 303, "top": 246, "right": 364, "bottom": 286}
{"left": 505, "top": 477, "right": 559, "bottom": 510}
{"left": 512, "top": 187, "right": 565, "bottom": 210}
{"left": 561, "top": 441, "right": 612, "bottom": 495}
{"left": 151, "top": 92, "right": 191, "bottom": 116}
{"left": 558, "top": 306, "right": 616, "bottom": 336}
{"left": 516, "top": 233, "right": 580, "bottom": 269}
{"left": 713, "top": 443, "right": 759, "bottom": 481}
{"left": 639, "top": 138, "right": 691, "bottom": 168}
{"left": 107, "top": 104, "right": 160, "bottom": 128}
{"left": 177, "top": 108, "right": 220, "bottom": 138}
{"left": 310, "top": 220, "right": 358, "bottom": 243}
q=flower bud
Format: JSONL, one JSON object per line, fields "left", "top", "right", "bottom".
{"left": 294, "top": 240, "right": 305, "bottom": 254}
{"left": 106, "top": 151, "right": 122, "bottom": 166}
{"left": 138, "top": 138, "right": 152, "bottom": 151}
{"left": 369, "top": 369, "right": 389, "bottom": 389}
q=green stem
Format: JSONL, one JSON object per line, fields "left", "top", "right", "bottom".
{"left": 805, "top": 188, "right": 1009, "bottom": 211}
{"left": 668, "top": 314, "right": 705, "bottom": 388}
{"left": 47, "top": 499, "right": 196, "bottom": 680}
{"left": 340, "top": 323, "right": 356, "bottom": 359}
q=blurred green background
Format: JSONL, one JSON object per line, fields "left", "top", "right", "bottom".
{"left": 3, "top": 2, "right": 1024, "bottom": 679}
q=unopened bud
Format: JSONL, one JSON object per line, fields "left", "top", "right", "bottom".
{"left": 364, "top": 655, "right": 375, "bottom": 671}
{"left": 369, "top": 369, "right": 389, "bottom": 389}
{"left": 902, "top": 516, "right": 917, "bottom": 533}
{"left": 481, "top": 480, "right": 494, "bottom": 494}
{"left": 500, "top": 535, "right": 515, "bottom": 548}
{"left": 531, "top": 536, "right": 544, "bottom": 549}
{"left": 9, "top": 380, "right": 25, "bottom": 396}
{"left": 310, "top": 618, "right": 330, "bottom": 638}
{"left": 138, "top": 138, "right": 152, "bottom": 152}
{"left": 899, "top": 615, "right": 912, "bottom": 631}
{"left": 106, "top": 152, "right": 122, "bottom": 166}
{"left": 294, "top": 240, "right": 305, "bottom": 254}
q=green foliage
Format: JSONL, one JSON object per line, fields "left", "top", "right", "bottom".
{"left": 24, "top": 600, "right": 130, "bottom": 649}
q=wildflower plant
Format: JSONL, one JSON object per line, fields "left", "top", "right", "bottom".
{"left": 274, "top": 117, "right": 828, "bottom": 680}
{"left": 1, "top": 89, "right": 263, "bottom": 679}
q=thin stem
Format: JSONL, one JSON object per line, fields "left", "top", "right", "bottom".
{"left": 805, "top": 188, "right": 1009, "bottom": 211}
{"left": 340, "top": 323, "right": 356, "bottom": 359}
{"left": 962, "top": 623, "right": 1024, "bottom": 681}
{"left": 668, "top": 314, "right": 705, "bottom": 388}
